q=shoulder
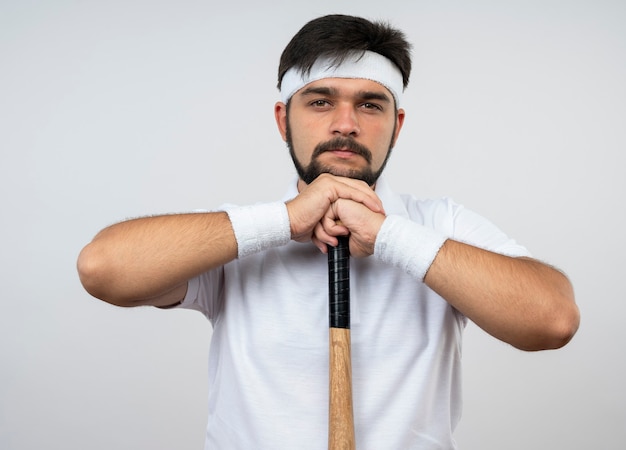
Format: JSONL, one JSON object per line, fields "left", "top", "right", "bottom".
{"left": 390, "top": 190, "right": 530, "bottom": 257}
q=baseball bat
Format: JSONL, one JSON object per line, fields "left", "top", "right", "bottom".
{"left": 328, "top": 235, "right": 355, "bottom": 449}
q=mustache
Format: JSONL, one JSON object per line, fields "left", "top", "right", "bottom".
{"left": 312, "top": 137, "right": 372, "bottom": 164}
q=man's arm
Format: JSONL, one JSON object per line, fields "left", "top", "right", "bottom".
{"left": 424, "top": 241, "right": 579, "bottom": 351}
{"left": 77, "top": 174, "right": 385, "bottom": 308}
{"left": 77, "top": 212, "right": 237, "bottom": 307}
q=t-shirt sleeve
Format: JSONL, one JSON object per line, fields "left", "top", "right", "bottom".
{"left": 177, "top": 267, "right": 224, "bottom": 323}
{"left": 447, "top": 200, "right": 531, "bottom": 257}
{"left": 408, "top": 197, "right": 532, "bottom": 258}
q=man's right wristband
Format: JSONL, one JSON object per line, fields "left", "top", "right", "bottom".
{"left": 225, "top": 202, "right": 291, "bottom": 258}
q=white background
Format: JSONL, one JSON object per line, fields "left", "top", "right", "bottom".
{"left": 1, "top": 0, "right": 624, "bottom": 448}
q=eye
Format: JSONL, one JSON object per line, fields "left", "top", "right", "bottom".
{"left": 361, "top": 102, "right": 383, "bottom": 111}
{"left": 310, "top": 99, "right": 331, "bottom": 108}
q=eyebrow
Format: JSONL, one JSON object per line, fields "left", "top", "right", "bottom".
{"left": 299, "top": 85, "right": 392, "bottom": 103}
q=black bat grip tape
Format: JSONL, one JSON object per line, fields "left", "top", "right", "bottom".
{"left": 328, "top": 235, "right": 350, "bottom": 329}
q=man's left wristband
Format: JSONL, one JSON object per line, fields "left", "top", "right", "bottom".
{"left": 225, "top": 202, "right": 291, "bottom": 258}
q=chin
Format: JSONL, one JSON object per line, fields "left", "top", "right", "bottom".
{"left": 310, "top": 168, "right": 378, "bottom": 186}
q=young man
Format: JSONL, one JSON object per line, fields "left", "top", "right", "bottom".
{"left": 77, "top": 14, "right": 579, "bottom": 449}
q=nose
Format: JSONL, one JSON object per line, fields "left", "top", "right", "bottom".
{"left": 330, "top": 104, "right": 360, "bottom": 137}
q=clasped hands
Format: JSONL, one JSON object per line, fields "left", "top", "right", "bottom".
{"left": 286, "top": 174, "right": 387, "bottom": 257}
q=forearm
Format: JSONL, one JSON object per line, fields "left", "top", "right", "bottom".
{"left": 77, "top": 212, "right": 237, "bottom": 306}
{"left": 373, "top": 215, "right": 579, "bottom": 350}
{"left": 424, "top": 240, "right": 579, "bottom": 350}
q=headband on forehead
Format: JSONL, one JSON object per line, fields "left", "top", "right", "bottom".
{"left": 280, "top": 50, "right": 404, "bottom": 106}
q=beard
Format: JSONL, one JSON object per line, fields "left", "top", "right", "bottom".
{"left": 285, "top": 114, "right": 397, "bottom": 186}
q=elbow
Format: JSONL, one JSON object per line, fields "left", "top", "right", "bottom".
{"left": 77, "top": 243, "right": 104, "bottom": 298}
{"left": 516, "top": 299, "right": 581, "bottom": 352}
{"left": 520, "top": 271, "right": 580, "bottom": 351}
{"left": 547, "top": 303, "right": 581, "bottom": 349}
{"left": 77, "top": 243, "right": 135, "bottom": 307}
{"left": 543, "top": 279, "right": 581, "bottom": 350}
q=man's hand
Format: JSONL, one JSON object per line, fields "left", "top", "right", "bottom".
{"left": 285, "top": 174, "right": 386, "bottom": 256}
{"left": 317, "top": 197, "right": 386, "bottom": 257}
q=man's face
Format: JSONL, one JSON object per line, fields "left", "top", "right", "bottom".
{"left": 275, "top": 78, "right": 405, "bottom": 188}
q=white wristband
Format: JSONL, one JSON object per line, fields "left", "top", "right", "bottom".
{"left": 374, "top": 215, "right": 447, "bottom": 280}
{"left": 225, "top": 202, "right": 291, "bottom": 258}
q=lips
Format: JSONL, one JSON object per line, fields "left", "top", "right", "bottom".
{"left": 328, "top": 149, "right": 358, "bottom": 159}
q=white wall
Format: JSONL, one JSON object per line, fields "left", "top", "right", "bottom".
{"left": 1, "top": 1, "right": 624, "bottom": 448}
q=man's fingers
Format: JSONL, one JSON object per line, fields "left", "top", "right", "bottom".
{"left": 311, "top": 235, "right": 328, "bottom": 254}
{"left": 329, "top": 177, "right": 385, "bottom": 214}
{"left": 287, "top": 174, "right": 384, "bottom": 245}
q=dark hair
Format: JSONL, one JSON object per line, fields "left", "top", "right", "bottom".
{"left": 277, "top": 14, "right": 412, "bottom": 91}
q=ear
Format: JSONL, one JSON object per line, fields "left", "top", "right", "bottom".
{"left": 392, "top": 108, "right": 406, "bottom": 146}
{"left": 274, "top": 102, "right": 288, "bottom": 141}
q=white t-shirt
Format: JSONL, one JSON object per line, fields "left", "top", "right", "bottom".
{"left": 180, "top": 177, "right": 530, "bottom": 449}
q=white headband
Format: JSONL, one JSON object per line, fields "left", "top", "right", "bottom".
{"left": 280, "top": 50, "right": 404, "bottom": 106}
